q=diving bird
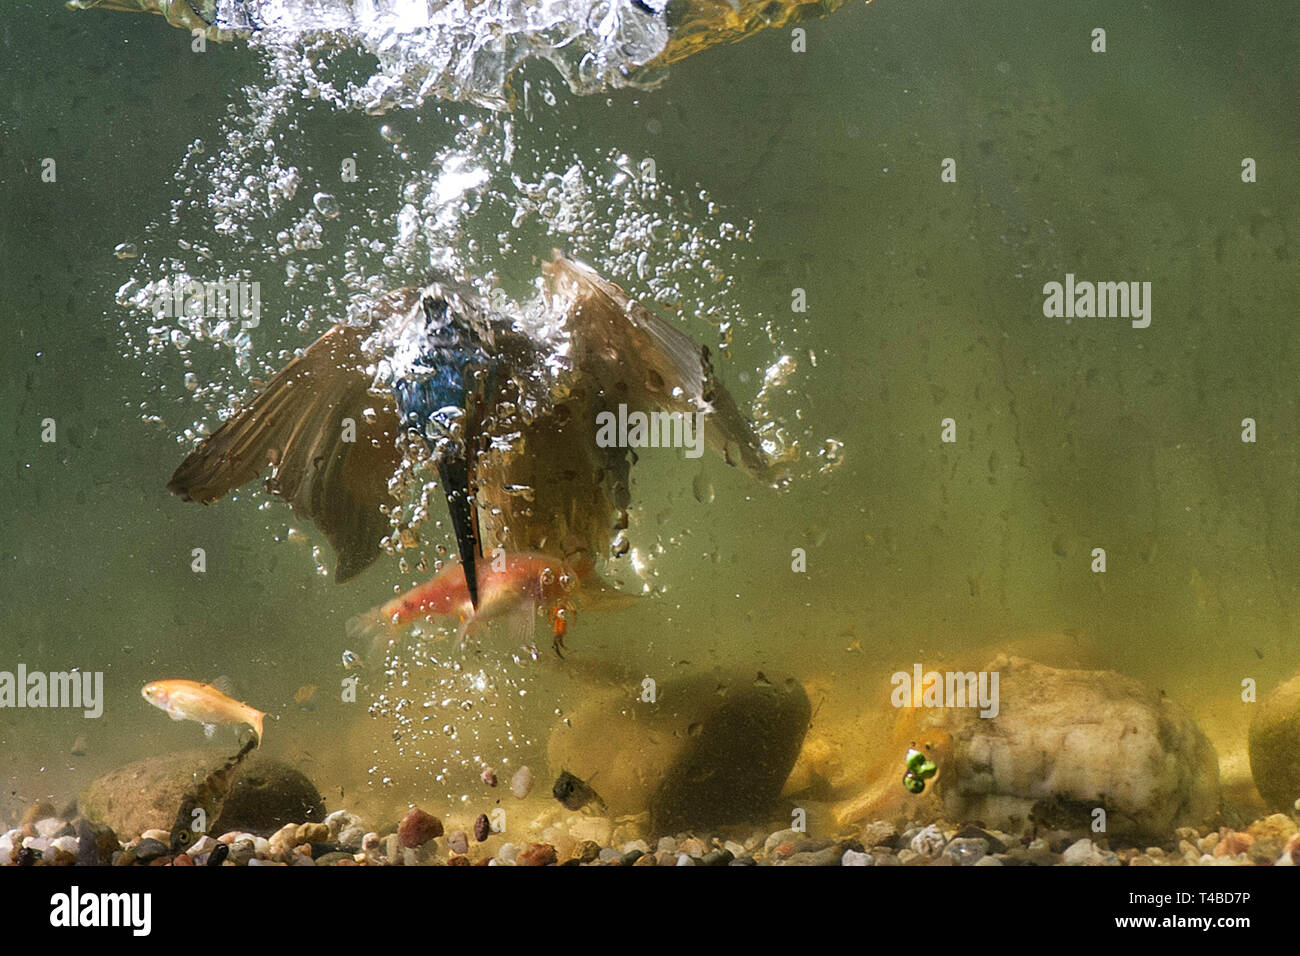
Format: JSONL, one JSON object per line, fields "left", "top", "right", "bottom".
{"left": 167, "top": 254, "right": 773, "bottom": 644}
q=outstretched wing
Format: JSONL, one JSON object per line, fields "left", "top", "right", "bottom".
{"left": 543, "top": 254, "right": 771, "bottom": 477}
{"left": 167, "top": 290, "right": 419, "bottom": 582}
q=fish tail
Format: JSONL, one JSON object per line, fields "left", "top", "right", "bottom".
{"left": 346, "top": 605, "right": 397, "bottom": 665}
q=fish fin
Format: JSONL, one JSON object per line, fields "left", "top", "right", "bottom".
{"left": 168, "top": 710, "right": 186, "bottom": 721}
{"left": 203, "top": 723, "right": 216, "bottom": 739}
{"left": 347, "top": 606, "right": 399, "bottom": 667}
{"left": 543, "top": 253, "right": 773, "bottom": 479}
{"left": 575, "top": 574, "right": 643, "bottom": 613}
{"left": 506, "top": 599, "right": 538, "bottom": 645}
{"left": 249, "top": 711, "right": 264, "bottom": 748}
{"left": 208, "top": 675, "right": 236, "bottom": 697}
{"left": 167, "top": 290, "right": 419, "bottom": 583}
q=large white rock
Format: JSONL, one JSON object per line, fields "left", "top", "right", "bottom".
{"left": 931, "top": 656, "right": 1219, "bottom": 840}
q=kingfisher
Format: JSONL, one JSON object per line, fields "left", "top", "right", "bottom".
{"left": 167, "top": 254, "right": 774, "bottom": 649}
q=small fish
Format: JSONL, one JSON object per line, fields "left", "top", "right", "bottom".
{"left": 552, "top": 769, "right": 606, "bottom": 813}
{"left": 142, "top": 679, "right": 265, "bottom": 745}
{"left": 170, "top": 738, "right": 256, "bottom": 852}
{"left": 348, "top": 551, "right": 631, "bottom": 658}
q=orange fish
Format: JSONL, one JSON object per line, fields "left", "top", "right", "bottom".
{"left": 349, "top": 551, "right": 633, "bottom": 657}
{"left": 142, "top": 679, "right": 266, "bottom": 745}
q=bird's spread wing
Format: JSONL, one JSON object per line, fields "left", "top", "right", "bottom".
{"left": 543, "top": 254, "right": 772, "bottom": 477}
{"left": 167, "top": 290, "right": 419, "bottom": 582}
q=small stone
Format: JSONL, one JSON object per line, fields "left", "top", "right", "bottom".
{"left": 657, "top": 836, "right": 678, "bottom": 855}
{"left": 384, "top": 833, "right": 401, "bottom": 865}
{"left": 680, "top": 836, "right": 708, "bottom": 858}
{"left": 74, "top": 819, "right": 119, "bottom": 866}
{"left": 943, "top": 837, "right": 989, "bottom": 865}
{"left": 36, "top": 818, "right": 69, "bottom": 840}
{"left": 473, "top": 814, "right": 490, "bottom": 843}
{"left": 973, "top": 855, "right": 1004, "bottom": 866}
{"left": 597, "top": 847, "right": 622, "bottom": 863}
{"left": 186, "top": 835, "right": 218, "bottom": 858}
{"left": 763, "top": 828, "right": 801, "bottom": 853}
{"left": 1061, "top": 838, "right": 1118, "bottom": 866}
{"left": 841, "top": 849, "right": 872, "bottom": 866}
{"left": 700, "top": 848, "right": 734, "bottom": 866}
{"left": 228, "top": 840, "right": 256, "bottom": 866}
{"left": 338, "top": 825, "right": 366, "bottom": 847}
{"left": 51, "top": 836, "right": 79, "bottom": 856}
{"left": 860, "top": 820, "right": 898, "bottom": 848}
{"left": 781, "top": 845, "right": 843, "bottom": 866}
{"left": 517, "top": 842, "right": 557, "bottom": 866}
{"left": 1198, "top": 833, "right": 1220, "bottom": 855}
{"left": 496, "top": 843, "right": 519, "bottom": 864}
{"left": 49, "top": 848, "right": 78, "bottom": 867}
{"left": 897, "top": 848, "right": 919, "bottom": 864}
{"left": 324, "top": 809, "right": 362, "bottom": 838}
{"left": 398, "top": 808, "right": 443, "bottom": 848}
{"left": 296, "top": 822, "right": 329, "bottom": 845}
{"left": 510, "top": 766, "right": 534, "bottom": 799}
{"left": 910, "top": 824, "right": 945, "bottom": 857}
{"left": 574, "top": 841, "right": 601, "bottom": 863}
{"left": 633, "top": 851, "right": 657, "bottom": 865}
{"left": 141, "top": 828, "right": 171, "bottom": 844}
{"left": 447, "top": 830, "right": 469, "bottom": 855}
{"left": 675, "top": 852, "right": 696, "bottom": 866}
{"left": 172, "top": 852, "right": 195, "bottom": 866}
{"left": 481, "top": 768, "right": 498, "bottom": 787}
{"left": 1214, "top": 830, "right": 1252, "bottom": 857}
{"left": 315, "top": 851, "right": 354, "bottom": 866}
{"left": 1246, "top": 813, "right": 1298, "bottom": 864}
{"left": 134, "top": 838, "right": 170, "bottom": 863}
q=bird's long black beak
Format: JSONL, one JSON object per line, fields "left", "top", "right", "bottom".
{"left": 438, "top": 454, "right": 481, "bottom": 609}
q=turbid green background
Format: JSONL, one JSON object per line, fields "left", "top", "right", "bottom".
{"left": 1, "top": 0, "right": 1297, "bottom": 822}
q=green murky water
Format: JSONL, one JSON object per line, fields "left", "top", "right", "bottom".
{"left": 1, "top": 0, "right": 1297, "bottom": 832}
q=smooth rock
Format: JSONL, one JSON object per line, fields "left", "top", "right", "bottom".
{"left": 35, "top": 818, "right": 68, "bottom": 840}
{"left": 510, "top": 766, "right": 534, "bottom": 799}
{"left": 447, "top": 830, "right": 469, "bottom": 855}
{"left": 548, "top": 670, "right": 811, "bottom": 832}
{"left": 841, "top": 848, "right": 872, "bottom": 866}
{"left": 1061, "top": 838, "right": 1118, "bottom": 866}
{"left": 134, "top": 838, "right": 170, "bottom": 863}
{"left": 860, "top": 820, "right": 898, "bottom": 848}
{"left": 1248, "top": 673, "right": 1300, "bottom": 811}
{"left": 910, "top": 824, "right": 945, "bottom": 857}
{"left": 73, "top": 818, "right": 119, "bottom": 866}
{"left": 79, "top": 750, "right": 324, "bottom": 838}
{"left": 1245, "top": 813, "right": 1297, "bottom": 864}
{"left": 943, "top": 837, "right": 988, "bottom": 865}
{"left": 918, "top": 656, "right": 1219, "bottom": 841}
{"left": 398, "top": 808, "right": 442, "bottom": 848}
{"left": 517, "top": 842, "right": 557, "bottom": 866}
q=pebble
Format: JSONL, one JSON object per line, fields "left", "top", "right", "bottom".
{"left": 700, "top": 849, "right": 734, "bottom": 866}
{"left": 447, "top": 830, "right": 469, "bottom": 855}
{"left": 134, "top": 838, "right": 170, "bottom": 863}
{"left": 910, "top": 824, "right": 946, "bottom": 857}
{"left": 398, "top": 808, "right": 443, "bottom": 848}
{"left": 510, "top": 766, "right": 534, "bottom": 799}
{"left": 622, "top": 839, "right": 651, "bottom": 856}
{"left": 228, "top": 840, "right": 256, "bottom": 866}
{"left": 973, "top": 855, "right": 1004, "bottom": 866}
{"left": 675, "top": 853, "right": 696, "bottom": 866}
{"left": 569, "top": 816, "right": 612, "bottom": 846}
{"left": 35, "top": 818, "right": 69, "bottom": 840}
{"left": 473, "top": 814, "right": 490, "bottom": 843}
{"left": 172, "top": 852, "right": 194, "bottom": 867}
{"left": 763, "top": 828, "right": 801, "bottom": 854}
{"left": 860, "top": 820, "right": 898, "bottom": 848}
{"left": 517, "top": 842, "right": 557, "bottom": 866}
{"left": 141, "top": 828, "right": 171, "bottom": 844}
{"left": 780, "top": 846, "right": 843, "bottom": 866}
{"left": 186, "top": 835, "right": 218, "bottom": 858}
{"left": 325, "top": 809, "right": 362, "bottom": 838}
{"left": 338, "top": 825, "right": 366, "bottom": 847}
{"left": 657, "top": 836, "right": 678, "bottom": 855}
{"left": 597, "top": 847, "right": 622, "bottom": 863}
{"left": 841, "top": 849, "right": 872, "bottom": 866}
{"left": 50, "top": 836, "right": 79, "bottom": 856}
{"left": 1061, "top": 838, "right": 1118, "bottom": 866}
{"left": 296, "top": 822, "right": 329, "bottom": 845}
{"left": 481, "top": 768, "right": 498, "bottom": 787}
{"left": 943, "top": 837, "right": 989, "bottom": 865}
{"left": 680, "top": 836, "right": 708, "bottom": 858}
{"left": 496, "top": 842, "right": 519, "bottom": 864}
{"left": 315, "top": 851, "right": 353, "bottom": 866}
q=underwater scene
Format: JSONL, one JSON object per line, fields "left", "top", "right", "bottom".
{"left": 1, "top": 0, "right": 1298, "bottom": 903}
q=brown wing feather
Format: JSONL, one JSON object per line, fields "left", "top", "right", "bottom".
{"left": 543, "top": 254, "right": 771, "bottom": 477}
{"left": 167, "top": 291, "right": 419, "bottom": 582}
